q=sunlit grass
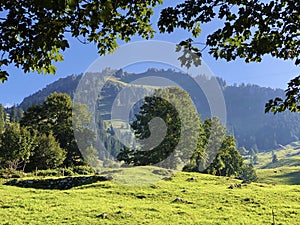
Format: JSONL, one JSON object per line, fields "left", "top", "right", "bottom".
{"left": 0, "top": 167, "right": 300, "bottom": 224}
{"left": 257, "top": 166, "right": 300, "bottom": 185}
{"left": 254, "top": 141, "right": 300, "bottom": 169}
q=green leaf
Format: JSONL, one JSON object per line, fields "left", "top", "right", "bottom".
{"left": 0, "top": 70, "right": 9, "bottom": 83}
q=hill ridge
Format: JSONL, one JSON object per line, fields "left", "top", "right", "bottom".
{"left": 11, "top": 69, "right": 300, "bottom": 152}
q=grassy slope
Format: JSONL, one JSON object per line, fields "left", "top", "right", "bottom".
{"left": 254, "top": 141, "right": 300, "bottom": 185}
{"left": 255, "top": 142, "right": 300, "bottom": 169}
{"left": 257, "top": 166, "right": 300, "bottom": 185}
{"left": 0, "top": 167, "right": 300, "bottom": 225}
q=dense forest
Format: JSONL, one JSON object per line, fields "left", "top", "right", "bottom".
{"left": 3, "top": 69, "right": 300, "bottom": 154}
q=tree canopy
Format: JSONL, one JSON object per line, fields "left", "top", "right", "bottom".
{"left": 0, "top": 0, "right": 299, "bottom": 112}
{"left": 20, "top": 93, "right": 85, "bottom": 167}
{"left": 117, "top": 87, "right": 200, "bottom": 169}
{"left": 0, "top": 123, "right": 36, "bottom": 170}
{"left": 0, "top": 0, "right": 162, "bottom": 81}
{"left": 0, "top": 93, "right": 96, "bottom": 172}
{"left": 26, "top": 132, "right": 66, "bottom": 171}
{"left": 206, "top": 135, "right": 243, "bottom": 176}
{"left": 158, "top": 1, "right": 299, "bottom": 64}
{"left": 158, "top": 0, "right": 299, "bottom": 113}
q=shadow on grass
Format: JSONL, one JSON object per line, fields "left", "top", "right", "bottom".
{"left": 261, "top": 158, "right": 300, "bottom": 169}
{"left": 272, "top": 171, "right": 300, "bottom": 185}
{"left": 4, "top": 175, "right": 113, "bottom": 190}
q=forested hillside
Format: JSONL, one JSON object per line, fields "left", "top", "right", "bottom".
{"left": 19, "top": 75, "right": 82, "bottom": 110}
{"left": 5, "top": 69, "right": 300, "bottom": 153}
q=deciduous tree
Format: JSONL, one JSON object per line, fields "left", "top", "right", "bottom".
{"left": 1, "top": 1, "right": 298, "bottom": 112}
{"left": 0, "top": 0, "right": 162, "bottom": 81}
{"left": 158, "top": 0, "right": 299, "bottom": 113}
{"left": 0, "top": 123, "right": 36, "bottom": 170}
{"left": 239, "top": 164, "right": 258, "bottom": 183}
{"left": 26, "top": 132, "right": 66, "bottom": 171}
{"left": 118, "top": 87, "right": 200, "bottom": 169}
{"left": 21, "top": 93, "right": 85, "bottom": 167}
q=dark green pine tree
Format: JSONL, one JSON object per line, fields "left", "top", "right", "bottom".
{"left": 0, "top": 104, "right": 4, "bottom": 133}
{"left": 206, "top": 135, "right": 244, "bottom": 177}
{"left": 272, "top": 152, "right": 279, "bottom": 164}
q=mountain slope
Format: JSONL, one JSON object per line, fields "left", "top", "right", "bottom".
{"left": 19, "top": 74, "right": 82, "bottom": 110}
{"left": 13, "top": 69, "right": 300, "bottom": 152}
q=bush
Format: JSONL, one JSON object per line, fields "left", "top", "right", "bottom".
{"left": 30, "top": 168, "right": 76, "bottom": 177}
{"left": 72, "top": 165, "right": 95, "bottom": 175}
{"left": 31, "top": 166, "right": 95, "bottom": 177}
{"left": 0, "top": 168, "right": 26, "bottom": 178}
{"left": 104, "top": 159, "right": 121, "bottom": 168}
{"left": 26, "top": 133, "right": 66, "bottom": 171}
{"left": 238, "top": 164, "right": 258, "bottom": 183}
{"left": 59, "top": 168, "right": 74, "bottom": 176}
{"left": 35, "top": 169, "right": 60, "bottom": 177}
{"left": 182, "top": 163, "right": 198, "bottom": 172}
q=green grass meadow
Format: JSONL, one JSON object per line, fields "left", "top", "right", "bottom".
{"left": 252, "top": 142, "right": 300, "bottom": 169}
{"left": 1, "top": 166, "right": 300, "bottom": 225}
{"left": 256, "top": 166, "right": 300, "bottom": 185}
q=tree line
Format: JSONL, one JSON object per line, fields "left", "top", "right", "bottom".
{"left": 13, "top": 70, "right": 300, "bottom": 152}
{"left": 0, "top": 93, "right": 97, "bottom": 173}
{"left": 117, "top": 87, "right": 257, "bottom": 182}
{"left": 0, "top": 90, "right": 257, "bottom": 182}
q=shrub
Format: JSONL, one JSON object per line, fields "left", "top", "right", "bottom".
{"left": 238, "top": 164, "right": 258, "bottom": 183}
{"left": 72, "top": 165, "right": 95, "bottom": 175}
{"left": 0, "top": 168, "right": 26, "bottom": 178}
{"left": 182, "top": 163, "right": 198, "bottom": 172}
{"left": 104, "top": 159, "right": 121, "bottom": 168}
{"left": 59, "top": 168, "right": 74, "bottom": 176}
{"left": 35, "top": 169, "right": 60, "bottom": 177}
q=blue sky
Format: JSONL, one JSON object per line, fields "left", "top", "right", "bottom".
{"left": 0, "top": 1, "right": 299, "bottom": 107}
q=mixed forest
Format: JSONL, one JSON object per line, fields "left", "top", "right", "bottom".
{"left": 0, "top": 0, "right": 299, "bottom": 224}
{"left": 6, "top": 69, "right": 300, "bottom": 151}
{"left": 0, "top": 69, "right": 298, "bottom": 184}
